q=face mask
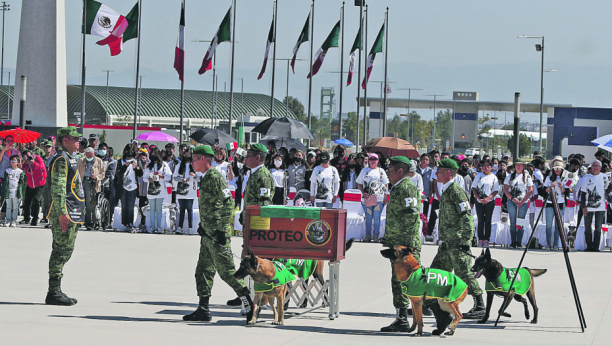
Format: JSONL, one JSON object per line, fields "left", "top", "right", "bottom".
{"left": 86, "top": 157, "right": 94, "bottom": 162}
{"left": 98, "top": 150, "right": 107, "bottom": 156}
{"left": 493, "top": 164, "right": 498, "bottom": 171}
{"left": 293, "top": 157, "right": 302, "bottom": 163}
{"left": 274, "top": 160, "right": 282, "bottom": 168}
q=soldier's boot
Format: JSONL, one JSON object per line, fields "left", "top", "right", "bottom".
{"left": 226, "top": 297, "right": 242, "bottom": 306}
{"left": 183, "top": 296, "right": 212, "bottom": 322}
{"left": 463, "top": 294, "right": 486, "bottom": 319}
{"left": 45, "top": 278, "right": 77, "bottom": 306}
{"left": 380, "top": 308, "right": 411, "bottom": 332}
{"left": 240, "top": 294, "right": 255, "bottom": 325}
{"left": 408, "top": 305, "right": 433, "bottom": 316}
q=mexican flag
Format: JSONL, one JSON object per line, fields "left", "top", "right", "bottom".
{"left": 122, "top": 2, "right": 139, "bottom": 43}
{"left": 257, "top": 19, "right": 274, "bottom": 80}
{"left": 290, "top": 14, "right": 309, "bottom": 74}
{"left": 84, "top": 0, "right": 128, "bottom": 56}
{"left": 198, "top": 7, "right": 232, "bottom": 75}
{"left": 346, "top": 24, "right": 362, "bottom": 86}
{"left": 307, "top": 21, "right": 340, "bottom": 79}
{"left": 362, "top": 23, "right": 384, "bottom": 89}
{"left": 174, "top": 1, "right": 185, "bottom": 82}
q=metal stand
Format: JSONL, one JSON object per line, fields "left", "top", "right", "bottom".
{"left": 328, "top": 260, "right": 340, "bottom": 319}
{"left": 284, "top": 260, "right": 341, "bottom": 320}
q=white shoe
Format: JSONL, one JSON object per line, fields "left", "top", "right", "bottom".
{"left": 188, "top": 227, "right": 194, "bottom": 235}
{"left": 1, "top": 221, "right": 5, "bottom": 227}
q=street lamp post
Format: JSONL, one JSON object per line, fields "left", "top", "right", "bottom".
{"left": 518, "top": 35, "right": 545, "bottom": 152}
{"left": 397, "top": 88, "right": 422, "bottom": 144}
{"left": 490, "top": 116, "right": 498, "bottom": 153}
{"left": 425, "top": 94, "right": 445, "bottom": 149}
{"left": 102, "top": 69, "right": 114, "bottom": 120}
{"left": 0, "top": 1, "right": 9, "bottom": 87}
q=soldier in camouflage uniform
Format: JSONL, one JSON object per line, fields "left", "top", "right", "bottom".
{"left": 239, "top": 143, "right": 274, "bottom": 226}
{"left": 430, "top": 159, "right": 485, "bottom": 319}
{"left": 23, "top": 139, "right": 47, "bottom": 161}
{"left": 183, "top": 145, "right": 254, "bottom": 324}
{"left": 45, "top": 127, "right": 85, "bottom": 306}
{"left": 380, "top": 156, "right": 423, "bottom": 332}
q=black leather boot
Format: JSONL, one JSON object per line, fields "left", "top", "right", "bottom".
{"left": 183, "top": 296, "right": 212, "bottom": 322}
{"left": 380, "top": 308, "right": 411, "bottom": 332}
{"left": 226, "top": 297, "right": 242, "bottom": 306}
{"left": 45, "top": 278, "right": 77, "bottom": 306}
{"left": 240, "top": 295, "right": 255, "bottom": 324}
{"left": 463, "top": 294, "right": 486, "bottom": 319}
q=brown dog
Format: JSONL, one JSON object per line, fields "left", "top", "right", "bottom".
{"left": 381, "top": 246, "right": 468, "bottom": 336}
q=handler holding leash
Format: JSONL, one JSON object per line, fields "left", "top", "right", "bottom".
{"left": 380, "top": 156, "right": 424, "bottom": 332}
{"left": 183, "top": 145, "right": 254, "bottom": 323}
{"left": 430, "top": 159, "right": 485, "bottom": 319}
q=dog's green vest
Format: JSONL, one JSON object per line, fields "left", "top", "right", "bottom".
{"left": 485, "top": 268, "right": 532, "bottom": 296}
{"left": 253, "top": 259, "right": 317, "bottom": 292}
{"left": 400, "top": 267, "right": 467, "bottom": 302}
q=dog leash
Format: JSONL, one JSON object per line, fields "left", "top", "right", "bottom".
{"left": 450, "top": 244, "right": 476, "bottom": 258}
{"left": 201, "top": 229, "right": 243, "bottom": 260}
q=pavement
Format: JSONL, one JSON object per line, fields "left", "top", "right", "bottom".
{"left": 1, "top": 225, "right": 611, "bottom": 346}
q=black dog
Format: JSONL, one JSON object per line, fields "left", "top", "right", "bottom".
{"left": 471, "top": 248, "right": 547, "bottom": 324}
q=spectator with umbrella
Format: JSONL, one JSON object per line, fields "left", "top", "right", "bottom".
{"left": 287, "top": 150, "right": 307, "bottom": 193}
{"left": 163, "top": 143, "right": 181, "bottom": 204}
{"left": 356, "top": 153, "right": 389, "bottom": 242}
{"left": 0, "top": 135, "right": 20, "bottom": 225}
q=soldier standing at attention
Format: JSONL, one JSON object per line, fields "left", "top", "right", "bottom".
{"left": 45, "top": 127, "right": 85, "bottom": 306}
{"left": 183, "top": 145, "right": 254, "bottom": 323}
{"left": 380, "top": 156, "right": 424, "bottom": 332}
{"left": 430, "top": 159, "right": 485, "bottom": 319}
{"left": 239, "top": 143, "right": 274, "bottom": 226}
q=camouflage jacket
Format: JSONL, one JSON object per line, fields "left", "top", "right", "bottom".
{"left": 384, "top": 177, "right": 422, "bottom": 249}
{"left": 198, "top": 167, "right": 234, "bottom": 235}
{"left": 438, "top": 180, "right": 474, "bottom": 246}
{"left": 241, "top": 165, "right": 275, "bottom": 221}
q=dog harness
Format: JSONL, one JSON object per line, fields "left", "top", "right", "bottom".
{"left": 253, "top": 259, "right": 317, "bottom": 292}
{"left": 485, "top": 267, "right": 532, "bottom": 296}
{"left": 400, "top": 267, "right": 467, "bottom": 302}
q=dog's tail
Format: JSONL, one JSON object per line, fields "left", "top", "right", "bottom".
{"left": 528, "top": 269, "right": 547, "bottom": 277}
{"left": 346, "top": 238, "right": 355, "bottom": 252}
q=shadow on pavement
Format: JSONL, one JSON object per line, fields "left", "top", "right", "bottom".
{"left": 49, "top": 314, "right": 246, "bottom": 326}
{"left": 0, "top": 301, "right": 46, "bottom": 306}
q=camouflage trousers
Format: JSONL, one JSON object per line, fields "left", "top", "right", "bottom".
{"left": 430, "top": 242, "right": 483, "bottom": 297}
{"left": 48, "top": 217, "right": 79, "bottom": 289}
{"left": 195, "top": 234, "right": 249, "bottom": 298}
{"left": 391, "top": 248, "right": 421, "bottom": 308}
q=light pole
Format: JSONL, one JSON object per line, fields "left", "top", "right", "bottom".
{"left": 397, "top": 88, "right": 422, "bottom": 143}
{"left": 102, "top": 69, "right": 114, "bottom": 120}
{"left": 0, "top": 1, "right": 9, "bottom": 87}
{"left": 490, "top": 116, "right": 498, "bottom": 153}
{"left": 425, "top": 94, "right": 445, "bottom": 149}
{"left": 518, "top": 35, "right": 544, "bottom": 152}
{"left": 138, "top": 76, "right": 145, "bottom": 128}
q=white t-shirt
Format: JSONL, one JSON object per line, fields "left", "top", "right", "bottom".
{"left": 213, "top": 161, "right": 231, "bottom": 183}
{"left": 144, "top": 162, "right": 172, "bottom": 200}
{"left": 544, "top": 175, "right": 565, "bottom": 204}
{"left": 310, "top": 165, "right": 340, "bottom": 203}
{"left": 504, "top": 172, "right": 533, "bottom": 201}
{"left": 472, "top": 172, "right": 500, "bottom": 203}
{"left": 356, "top": 167, "right": 389, "bottom": 202}
{"left": 582, "top": 173, "right": 610, "bottom": 212}
{"left": 532, "top": 169, "right": 544, "bottom": 196}
{"left": 173, "top": 163, "right": 201, "bottom": 200}
{"left": 409, "top": 173, "right": 424, "bottom": 194}
{"left": 5, "top": 167, "right": 22, "bottom": 198}
{"left": 122, "top": 163, "right": 138, "bottom": 191}
{"left": 270, "top": 168, "right": 285, "bottom": 188}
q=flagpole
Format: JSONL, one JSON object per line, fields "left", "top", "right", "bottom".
{"left": 382, "top": 8, "right": 389, "bottom": 137}
{"left": 307, "top": 0, "right": 314, "bottom": 148}
{"left": 80, "top": 0, "right": 87, "bottom": 135}
{"left": 338, "top": 2, "right": 345, "bottom": 142}
{"left": 270, "top": 0, "right": 278, "bottom": 117}
{"left": 362, "top": 4, "right": 368, "bottom": 146}
{"left": 132, "top": 0, "right": 142, "bottom": 140}
{"left": 179, "top": 0, "right": 185, "bottom": 143}
{"left": 227, "top": 0, "right": 236, "bottom": 135}
{"left": 356, "top": 2, "right": 363, "bottom": 151}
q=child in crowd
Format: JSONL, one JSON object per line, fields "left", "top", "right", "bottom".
{"left": 2, "top": 155, "right": 26, "bottom": 227}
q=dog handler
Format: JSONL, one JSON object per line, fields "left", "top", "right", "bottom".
{"left": 45, "top": 127, "right": 85, "bottom": 306}
{"left": 430, "top": 159, "right": 485, "bottom": 319}
{"left": 183, "top": 145, "right": 254, "bottom": 323}
{"left": 380, "top": 156, "right": 424, "bottom": 332}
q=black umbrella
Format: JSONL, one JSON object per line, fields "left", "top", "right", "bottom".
{"left": 190, "top": 128, "right": 237, "bottom": 147}
{"left": 260, "top": 136, "right": 306, "bottom": 152}
{"left": 252, "top": 117, "right": 315, "bottom": 140}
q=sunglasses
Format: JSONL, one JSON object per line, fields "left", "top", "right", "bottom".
{"left": 369, "top": 157, "right": 379, "bottom": 161}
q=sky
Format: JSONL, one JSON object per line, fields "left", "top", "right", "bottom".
{"left": 3, "top": 0, "right": 612, "bottom": 125}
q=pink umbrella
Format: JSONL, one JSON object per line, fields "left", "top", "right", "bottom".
{"left": 136, "top": 131, "right": 179, "bottom": 143}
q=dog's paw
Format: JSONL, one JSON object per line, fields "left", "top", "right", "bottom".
{"left": 412, "top": 332, "right": 423, "bottom": 337}
{"left": 247, "top": 320, "right": 257, "bottom": 325}
{"left": 272, "top": 321, "right": 284, "bottom": 326}
{"left": 525, "top": 311, "right": 530, "bottom": 320}
{"left": 530, "top": 319, "right": 538, "bottom": 324}
{"left": 444, "top": 330, "right": 455, "bottom": 336}
{"left": 477, "top": 318, "right": 487, "bottom": 324}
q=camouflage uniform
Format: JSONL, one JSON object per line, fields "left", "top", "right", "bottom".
{"left": 430, "top": 180, "right": 483, "bottom": 296}
{"left": 239, "top": 165, "right": 275, "bottom": 226}
{"left": 195, "top": 167, "right": 249, "bottom": 298}
{"left": 32, "top": 145, "right": 47, "bottom": 161}
{"left": 385, "top": 176, "right": 422, "bottom": 308}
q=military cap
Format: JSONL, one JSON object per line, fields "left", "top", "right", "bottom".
{"left": 41, "top": 139, "right": 52, "bottom": 147}
{"left": 89, "top": 133, "right": 99, "bottom": 140}
{"left": 193, "top": 144, "right": 215, "bottom": 156}
{"left": 249, "top": 143, "right": 268, "bottom": 154}
{"left": 57, "top": 126, "right": 82, "bottom": 139}
{"left": 389, "top": 156, "right": 412, "bottom": 166}
{"left": 438, "top": 158, "right": 459, "bottom": 170}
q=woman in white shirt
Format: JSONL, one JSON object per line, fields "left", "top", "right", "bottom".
{"left": 269, "top": 154, "right": 287, "bottom": 205}
{"left": 173, "top": 153, "right": 200, "bottom": 235}
{"left": 503, "top": 161, "right": 533, "bottom": 248}
{"left": 116, "top": 151, "right": 143, "bottom": 232}
{"left": 356, "top": 153, "right": 389, "bottom": 242}
{"left": 543, "top": 161, "right": 568, "bottom": 249}
{"left": 144, "top": 155, "right": 172, "bottom": 233}
{"left": 309, "top": 152, "right": 340, "bottom": 208}
{"left": 471, "top": 159, "right": 500, "bottom": 247}
{"left": 213, "top": 148, "right": 234, "bottom": 184}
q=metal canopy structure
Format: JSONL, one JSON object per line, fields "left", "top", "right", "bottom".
{"left": 359, "top": 97, "right": 571, "bottom": 113}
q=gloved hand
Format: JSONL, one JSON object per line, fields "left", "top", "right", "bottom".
{"left": 197, "top": 225, "right": 205, "bottom": 236}
{"left": 239, "top": 212, "right": 244, "bottom": 226}
{"left": 459, "top": 245, "right": 470, "bottom": 252}
{"left": 213, "top": 229, "right": 228, "bottom": 246}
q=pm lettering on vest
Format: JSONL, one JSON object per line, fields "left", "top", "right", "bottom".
{"left": 427, "top": 272, "right": 449, "bottom": 286}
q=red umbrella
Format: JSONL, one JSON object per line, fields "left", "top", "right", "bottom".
{"left": 364, "top": 137, "right": 420, "bottom": 158}
{"left": 0, "top": 128, "right": 41, "bottom": 144}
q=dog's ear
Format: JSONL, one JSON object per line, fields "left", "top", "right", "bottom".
{"left": 481, "top": 249, "right": 485, "bottom": 256}
{"left": 246, "top": 246, "right": 254, "bottom": 257}
{"left": 380, "top": 248, "right": 396, "bottom": 260}
{"left": 485, "top": 247, "right": 491, "bottom": 260}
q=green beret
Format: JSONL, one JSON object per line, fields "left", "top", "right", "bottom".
{"left": 57, "top": 126, "right": 82, "bottom": 139}
{"left": 249, "top": 143, "right": 268, "bottom": 154}
{"left": 438, "top": 158, "right": 459, "bottom": 170}
{"left": 193, "top": 145, "right": 215, "bottom": 156}
{"left": 389, "top": 156, "right": 412, "bottom": 166}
